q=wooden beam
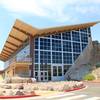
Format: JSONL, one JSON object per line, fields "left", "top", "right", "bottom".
{"left": 13, "top": 26, "right": 29, "bottom": 36}
{"left": 5, "top": 46, "right": 16, "bottom": 51}
{"left": 9, "top": 34, "right": 24, "bottom": 43}
{"left": 0, "top": 56, "right": 6, "bottom": 61}
{"left": 7, "top": 41, "right": 19, "bottom": 48}
{"left": 4, "top": 47, "right": 14, "bottom": 53}
{"left": 2, "top": 52, "right": 10, "bottom": 56}
{"left": 3, "top": 50, "right": 10, "bottom": 54}
{"left": 1, "top": 54, "right": 8, "bottom": 58}
{"left": 3, "top": 49, "right": 13, "bottom": 54}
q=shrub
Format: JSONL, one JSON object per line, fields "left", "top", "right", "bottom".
{"left": 95, "top": 63, "right": 100, "bottom": 68}
{"left": 83, "top": 73, "right": 95, "bottom": 81}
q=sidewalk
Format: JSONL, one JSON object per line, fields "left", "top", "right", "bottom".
{"left": 83, "top": 79, "right": 100, "bottom": 83}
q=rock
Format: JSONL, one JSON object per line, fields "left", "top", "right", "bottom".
{"left": 30, "top": 91, "right": 36, "bottom": 95}
{"left": 15, "top": 91, "right": 24, "bottom": 95}
{"left": 18, "top": 85, "right": 24, "bottom": 90}
{"left": 3, "top": 78, "right": 11, "bottom": 83}
{"left": 31, "top": 78, "right": 36, "bottom": 83}
{"left": 15, "top": 84, "right": 24, "bottom": 89}
{"left": 5, "top": 90, "right": 14, "bottom": 96}
{"left": 5, "top": 76, "right": 36, "bottom": 83}
{"left": 0, "top": 91, "right": 4, "bottom": 96}
{"left": 2, "top": 85, "right": 12, "bottom": 89}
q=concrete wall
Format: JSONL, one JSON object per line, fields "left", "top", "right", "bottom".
{"left": 65, "top": 38, "right": 93, "bottom": 80}
{"left": 91, "top": 41, "right": 100, "bottom": 65}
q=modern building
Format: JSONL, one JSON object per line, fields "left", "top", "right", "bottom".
{"left": 0, "top": 19, "right": 99, "bottom": 81}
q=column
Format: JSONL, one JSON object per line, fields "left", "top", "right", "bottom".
{"left": 29, "top": 35, "right": 35, "bottom": 77}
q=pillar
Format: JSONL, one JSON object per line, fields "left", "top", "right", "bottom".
{"left": 29, "top": 35, "right": 35, "bottom": 77}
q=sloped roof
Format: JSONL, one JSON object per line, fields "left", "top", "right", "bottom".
{"left": 0, "top": 19, "right": 38, "bottom": 61}
{"left": 0, "top": 19, "right": 99, "bottom": 61}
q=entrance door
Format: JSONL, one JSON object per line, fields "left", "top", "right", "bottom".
{"left": 40, "top": 71, "right": 48, "bottom": 81}
{"left": 52, "top": 65, "right": 64, "bottom": 81}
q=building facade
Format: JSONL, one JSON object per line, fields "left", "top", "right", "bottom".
{"left": 0, "top": 20, "right": 99, "bottom": 81}
{"left": 33, "top": 28, "right": 90, "bottom": 81}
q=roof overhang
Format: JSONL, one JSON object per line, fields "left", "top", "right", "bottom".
{"left": 0, "top": 19, "right": 38, "bottom": 61}
{"left": 37, "top": 21, "right": 100, "bottom": 36}
{"left": 0, "top": 20, "right": 99, "bottom": 61}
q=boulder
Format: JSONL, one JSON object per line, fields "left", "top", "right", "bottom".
{"left": 4, "top": 77, "right": 36, "bottom": 83}
{"left": 3, "top": 77, "right": 11, "bottom": 83}
{"left": 0, "top": 91, "right": 4, "bottom": 96}
{"left": 1, "top": 85, "right": 12, "bottom": 89}
{"left": 15, "top": 84, "right": 24, "bottom": 90}
{"left": 5, "top": 90, "right": 14, "bottom": 96}
{"left": 15, "top": 90, "right": 24, "bottom": 95}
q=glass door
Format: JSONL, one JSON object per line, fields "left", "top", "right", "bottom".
{"left": 52, "top": 65, "right": 64, "bottom": 81}
{"left": 53, "top": 66, "right": 62, "bottom": 76}
{"left": 40, "top": 71, "right": 48, "bottom": 81}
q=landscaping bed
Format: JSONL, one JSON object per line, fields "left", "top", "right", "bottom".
{"left": 0, "top": 83, "right": 39, "bottom": 99}
{"left": 0, "top": 81, "right": 85, "bottom": 99}
{"left": 30, "top": 81, "right": 85, "bottom": 91}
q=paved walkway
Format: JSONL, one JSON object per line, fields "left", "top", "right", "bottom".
{"left": 3, "top": 92, "right": 99, "bottom": 100}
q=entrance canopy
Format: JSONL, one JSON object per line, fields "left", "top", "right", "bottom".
{"left": 0, "top": 19, "right": 99, "bottom": 61}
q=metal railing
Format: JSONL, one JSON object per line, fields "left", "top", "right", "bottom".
{"left": 4, "top": 57, "right": 32, "bottom": 68}
{"left": 16, "top": 57, "right": 32, "bottom": 62}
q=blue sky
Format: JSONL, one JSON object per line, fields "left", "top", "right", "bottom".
{"left": 0, "top": 0, "right": 100, "bottom": 70}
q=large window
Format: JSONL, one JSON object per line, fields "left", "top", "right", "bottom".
{"left": 87, "top": 27, "right": 91, "bottom": 33}
{"left": 16, "top": 45, "right": 30, "bottom": 60}
{"left": 72, "top": 31, "right": 80, "bottom": 42}
{"left": 40, "top": 38, "right": 51, "bottom": 50}
{"left": 52, "top": 40, "right": 61, "bottom": 51}
{"left": 63, "top": 53, "right": 72, "bottom": 64}
{"left": 63, "top": 41, "right": 72, "bottom": 52}
{"left": 73, "top": 53, "right": 80, "bottom": 61}
{"left": 82, "top": 43, "right": 88, "bottom": 51}
{"left": 34, "top": 38, "right": 38, "bottom": 49}
{"left": 34, "top": 64, "right": 39, "bottom": 71}
{"left": 40, "top": 51, "right": 51, "bottom": 63}
{"left": 40, "top": 64, "right": 48, "bottom": 71}
{"left": 73, "top": 42, "right": 81, "bottom": 53}
{"left": 35, "top": 50, "right": 38, "bottom": 63}
{"left": 81, "top": 33, "right": 88, "bottom": 43}
{"left": 52, "top": 33, "right": 61, "bottom": 39}
{"left": 53, "top": 66, "right": 62, "bottom": 76}
{"left": 62, "top": 32, "right": 71, "bottom": 40}
{"left": 64, "top": 65, "right": 71, "bottom": 74}
{"left": 53, "top": 66, "right": 57, "bottom": 76}
{"left": 80, "top": 28, "right": 87, "bottom": 33}
{"left": 58, "top": 66, "right": 62, "bottom": 76}
{"left": 52, "top": 52, "right": 62, "bottom": 63}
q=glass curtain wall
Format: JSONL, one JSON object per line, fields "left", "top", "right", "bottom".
{"left": 34, "top": 27, "right": 90, "bottom": 81}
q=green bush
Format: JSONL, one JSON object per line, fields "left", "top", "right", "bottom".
{"left": 95, "top": 63, "right": 100, "bottom": 68}
{"left": 83, "top": 73, "right": 95, "bottom": 81}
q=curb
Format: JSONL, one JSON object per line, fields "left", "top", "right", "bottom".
{"left": 0, "top": 94, "right": 39, "bottom": 99}
{"left": 64, "top": 86, "right": 86, "bottom": 92}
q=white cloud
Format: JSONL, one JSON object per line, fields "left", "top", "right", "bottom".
{"left": 0, "top": 0, "right": 100, "bottom": 22}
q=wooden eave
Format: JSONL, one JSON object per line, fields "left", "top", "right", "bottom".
{"left": 0, "top": 19, "right": 99, "bottom": 61}
{"left": 0, "top": 19, "right": 38, "bottom": 61}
